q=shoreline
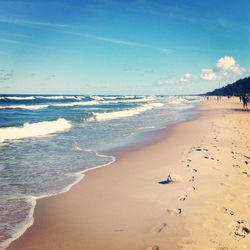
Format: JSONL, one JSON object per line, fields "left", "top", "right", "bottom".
{"left": 1, "top": 101, "right": 200, "bottom": 250}
{"left": 0, "top": 151, "right": 116, "bottom": 250}
{"left": 7, "top": 97, "right": 250, "bottom": 249}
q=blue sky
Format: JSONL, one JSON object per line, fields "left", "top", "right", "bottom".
{"left": 0, "top": 0, "right": 249, "bottom": 95}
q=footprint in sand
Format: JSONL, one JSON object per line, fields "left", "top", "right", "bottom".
{"left": 189, "top": 176, "right": 195, "bottom": 182}
{"left": 167, "top": 208, "right": 182, "bottom": 215}
{"left": 178, "top": 195, "right": 188, "bottom": 201}
{"left": 152, "top": 223, "right": 167, "bottom": 233}
{"left": 146, "top": 246, "right": 160, "bottom": 250}
{"left": 195, "top": 148, "right": 202, "bottom": 151}
{"left": 233, "top": 220, "right": 250, "bottom": 238}
{"left": 232, "top": 164, "right": 240, "bottom": 168}
{"left": 242, "top": 172, "right": 250, "bottom": 177}
{"left": 218, "top": 207, "right": 234, "bottom": 216}
{"left": 243, "top": 155, "right": 250, "bottom": 160}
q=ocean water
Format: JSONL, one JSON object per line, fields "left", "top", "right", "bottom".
{"left": 0, "top": 94, "right": 201, "bottom": 249}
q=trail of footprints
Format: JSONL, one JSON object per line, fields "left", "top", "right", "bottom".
{"left": 148, "top": 119, "right": 250, "bottom": 249}
{"left": 217, "top": 206, "right": 250, "bottom": 239}
{"left": 210, "top": 119, "right": 250, "bottom": 241}
{"left": 152, "top": 143, "right": 215, "bottom": 240}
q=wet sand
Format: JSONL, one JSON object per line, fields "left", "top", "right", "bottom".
{"left": 7, "top": 97, "right": 250, "bottom": 250}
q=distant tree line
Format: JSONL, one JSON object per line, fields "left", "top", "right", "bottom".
{"left": 205, "top": 76, "right": 250, "bottom": 96}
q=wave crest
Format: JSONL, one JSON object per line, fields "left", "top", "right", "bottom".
{"left": 0, "top": 118, "right": 71, "bottom": 143}
{"left": 92, "top": 103, "right": 163, "bottom": 121}
{"left": 3, "top": 96, "right": 36, "bottom": 100}
{"left": 0, "top": 104, "right": 49, "bottom": 110}
{"left": 52, "top": 100, "right": 99, "bottom": 107}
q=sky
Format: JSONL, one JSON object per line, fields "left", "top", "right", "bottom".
{"left": 0, "top": 0, "right": 249, "bottom": 95}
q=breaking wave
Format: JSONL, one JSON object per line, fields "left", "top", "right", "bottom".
{"left": 0, "top": 118, "right": 71, "bottom": 143}
{"left": 92, "top": 103, "right": 163, "bottom": 121}
{"left": 0, "top": 104, "right": 49, "bottom": 110}
{"left": 2, "top": 96, "right": 36, "bottom": 100}
{"left": 0, "top": 101, "right": 99, "bottom": 110}
{"left": 52, "top": 100, "right": 99, "bottom": 107}
{"left": 36, "top": 96, "right": 83, "bottom": 100}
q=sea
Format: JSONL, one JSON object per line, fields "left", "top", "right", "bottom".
{"left": 0, "top": 94, "right": 201, "bottom": 249}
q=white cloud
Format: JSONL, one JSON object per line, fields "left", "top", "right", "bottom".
{"left": 216, "top": 56, "right": 245, "bottom": 75}
{"left": 156, "top": 73, "right": 192, "bottom": 86}
{"left": 200, "top": 69, "right": 217, "bottom": 81}
{"left": 180, "top": 73, "right": 191, "bottom": 83}
{"left": 200, "top": 56, "right": 247, "bottom": 81}
{"left": 156, "top": 79, "right": 175, "bottom": 86}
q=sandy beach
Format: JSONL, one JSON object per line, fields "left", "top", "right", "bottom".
{"left": 7, "top": 97, "right": 250, "bottom": 250}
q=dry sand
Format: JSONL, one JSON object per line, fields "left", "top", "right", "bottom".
{"left": 7, "top": 97, "right": 250, "bottom": 250}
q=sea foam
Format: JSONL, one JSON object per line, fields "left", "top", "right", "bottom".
{"left": 0, "top": 104, "right": 49, "bottom": 110}
{"left": 3, "top": 96, "right": 36, "bottom": 100}
{"left": 37, "top": 96, "right": 83, "bottom": 100}
{"left": 52, "top": 100, "right": 99, "bottom": 107}
{"left": 100, "top": 96, "right": 156, "bottom": 105}
{"left": 0, "top": 118, "right": 71, "bottom": 143}
{"left": 36, "top": 95, "right": 65, "bottom": 100}
{"left": 93, "top": 102, "right": 163, "bottom": 121}
{"left": 91, "top": 95, "right": 104, "bottom": 101}
{"left": 0, "top": 100, "right": 99, "bottom": 110}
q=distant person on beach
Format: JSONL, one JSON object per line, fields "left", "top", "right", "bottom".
{"left": 242, "top": 94, "right": 249, "bottom": 110}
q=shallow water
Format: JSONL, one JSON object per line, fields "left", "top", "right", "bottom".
{"left": 0, "top": 94, "right": 201, "bottom": 249}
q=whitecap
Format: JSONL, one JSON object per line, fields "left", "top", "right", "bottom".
{"left": 5, "top": 96, "right": 36, "bottom": 100}
{"left": 52, "top": 100, "right": 99, "bottom": 107}
{"left": 91, "top": 95, "right": 104, "bottom": 101}
{"left": 0, "top": 104, "right": 49, "bottom": 110}
{"left": 0, "top": 118, "right": 71, "bottom": 143}
{"left": 36, "top": 96, "right": 65, "bottom": 100}
{"left": 92, "top": 102, "right": 164, "bottom": 121}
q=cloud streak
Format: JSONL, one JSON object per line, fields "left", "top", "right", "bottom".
{"left": 67, "top": 31, "right": 151, "bottom": 48}
{"left": 0, "top": 37, "right": 60, "bottom": 51}
{"left": 65, "top": 31, "right": 172, "bottom": 53}
{"left": 0, "top": 32, "right": 31, "bottom": 38}
{"left": 0, "top": 17, "right": 71, "bottom": 29}
{"left": 0, "top": 16, "right": 246, "bottom": 55}
{"left": 0, "top": 16, "right": 171, "bottom": 53}
{"left": 0, "top": 38, "right": 29, "bottom": 45}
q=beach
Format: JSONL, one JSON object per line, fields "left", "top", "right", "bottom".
{"left": 7, "top": 97, "right": 250, "bottom": 250}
